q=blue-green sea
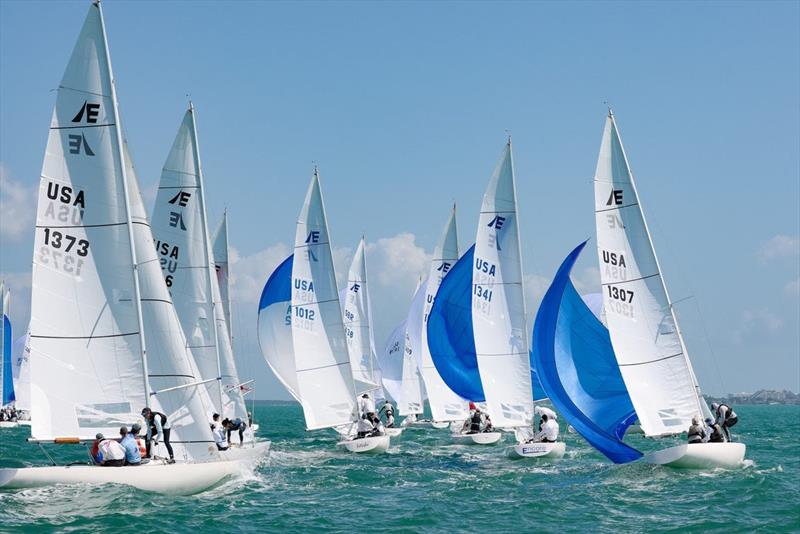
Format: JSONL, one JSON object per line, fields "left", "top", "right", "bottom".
{"left": 1, "top": 404, "right": 798, "bottom": 533}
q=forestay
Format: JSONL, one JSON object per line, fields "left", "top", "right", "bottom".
{"left": 472, "top": 141, "right": 533, "bottom": 429}
{"left": 258, "top": 255, "right": 300, "bottom": 401}
{"left": 151, "top": 107, "right": 247, "bottom": 421}
{"left": 342, "top": 238, "right": 381, "bottom": 395}
{"left": 29, "top": 4, "right": 217, "bottom": 461}
{"left": 291, "top": 171, "right": 356, "bottom": 430}
{"left": 418, "top": 208, "right": 468, "bottom": 422}
{"left": 594, "top": 112, "right": 707, "bottom": 436}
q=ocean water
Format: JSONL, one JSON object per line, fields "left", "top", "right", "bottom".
{"left": 0, "top": 404, "right": 798, "bottom": 533}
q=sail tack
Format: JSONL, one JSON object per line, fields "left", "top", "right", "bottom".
{"left": 594, "top": 113, "right": 705, "bottom": 436}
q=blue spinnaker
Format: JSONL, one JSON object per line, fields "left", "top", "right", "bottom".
{"left": 427, "top": 245, "right": 484, "bottom": 402}
{"left": 532, "top": 241, "right": 641, "bottom": 463}
{"left": 2, "top": 314, "right": 14, "bottom": 406}
{"left": 258, "top": 255, "right": 293, "bottom": 312}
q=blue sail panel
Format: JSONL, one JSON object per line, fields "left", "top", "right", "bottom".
{"left": 532, "top": 241, "right": 642, "bottom": 464}
{"left": 2, "top": 314, "right": 14, "bottom": 406}
{"left": 531, "top": 368, "right": 547, "bottom": 402}
{"left": 258, "top": 255, "right": 293, "bottom": 312}
{"left": 427, "top": 245, "right": 484, "bottom": 402}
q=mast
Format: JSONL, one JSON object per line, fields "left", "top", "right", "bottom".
{"left": 607, "top": 110, "right": 706, "bottom": 418}
{"left": 187, "top": 101, "right": 225, "bottom": 416}
{"left": 96, "top": 0, "right": 151, "bottom": 408}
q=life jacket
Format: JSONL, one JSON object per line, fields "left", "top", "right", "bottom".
{"left": 148, "top": 411, "right": 167, "bottom": 428}
{"left": 687, "top": 425, "right": 705, "bottom": 444}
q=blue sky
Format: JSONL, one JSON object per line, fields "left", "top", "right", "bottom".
{"left": 1, "top": 1, "right": 798, "bottom": 399}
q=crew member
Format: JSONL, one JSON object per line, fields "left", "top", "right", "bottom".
{"left": 534, "top": 414, "right": 559, "bottom": 443}
{"left": 223, "top": 417, "right": 248, "bottom": 445}
{"left": 687, "top": 416, "right": 706, "bottom": 444}
{"left": 378, "top": 400, "right": 396, "bottom": 428}
{"left": 118, "top": 426, "right": 141, "bottom": 466}
{"left": 711, "top": 403, "right": 738, "bottom": 441}
{"left": 141, "top": 407, "right": 175, "bottom": 463}
{"left": 356, "top": 414, "right": 375, "bottom": 439}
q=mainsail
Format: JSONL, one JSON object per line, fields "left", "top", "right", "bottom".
{"left": 472, "top": 141, "right": 533, "bottom": 429}
{"left": 594, "top": 112, "right": 708, "bottom": 436}
{"left": 151, "top": 106, "right": 248, "bottom": 421}
{"left": 29, "top": 3, "right": 216, "bottom": 460}
{"left": 212, "top": 211, "right": 233, "bottom": 344}
{"left": 291, "top": 170, "right": 356, "bottom": 430}
{"left": 12, "top": 330, "right": 31, "bottom": 412}
{"left": 418, "top": 207, "right": 468, "bottom": 422}
{"left": 342, "top": 238, "right": 381, "bottom": 395}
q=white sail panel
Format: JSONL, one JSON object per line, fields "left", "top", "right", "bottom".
{"left": 419, "top": 207, "right": 468, "bottom": 421}
{"left": 291, "top": 171, "right": 356, "bottom": 430}
{"left": 12, "top": 329, "right": 31, "bottom": 412}
{"left": 472, "top": 142, "right": 533, "bottom": 429}
{"left": 594, "top": 113, "right": 704, "bottom": 436}
{"left": 212, "top": 212, "right": 232, "bottom": 342}
{"left": 30, "top": 6, "right": 147, "bottom": 441}
{"left": 343, "top": 238, "right": 380, "bottom": 394}
{"left": 401, "top": 281, "right": 426, "bottom": 415}
{"left": 151, "top": 109, "right": 227, "bottom": 415}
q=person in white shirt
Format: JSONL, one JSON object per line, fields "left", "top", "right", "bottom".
{"left": 356, "top": 414, "right": 375, "bottom": 439}
{"left": 98, "top": 437, "right": 127, "bottom": 466}
{"left": 359, "top": 393, "right": 377, "bottom": 423}
{"left": 534, "top": 414, "right": 559, "bottom": 443}
{"left": 711, "top": 403, "right": 738, "bottom": 441}
{"left": 378, "top": 400, "right": 396, "bottom": 428}
{"left": 211, "top": 423, "right": 229, "bottom": 451}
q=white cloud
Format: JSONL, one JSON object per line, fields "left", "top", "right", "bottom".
{"left": 785, "top": 278, "right": 800, "bottom": 297}
{"left": 228, "top": 242, "right": 292, "bottom": 304}
{"left": 366, "top": 233, "right": 430, "bottom": 288}
{"left": 742, "top": 308, "right": 784, "bottom": 332}
{"left": 0, "top": 270, "right": 32, "bottom": 334}
{"left": 0, "top": 163, "right": 36, "bottom": 242}
{"left": 758, "top": 234, "right": 799, "bottom": 263}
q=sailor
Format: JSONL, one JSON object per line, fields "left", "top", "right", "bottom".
{"left": 211, "top": 423, "right": 229, "bottom": 451}
{"left": 130, "top": 423, "right": 148, "bottom": 458}
{"left": 359, "top": 393, "right": 377, "bottom": 423}
{"left": 247, "top": 411, "right": 253, "bottom": 427}
{"left": 467, "top": 409, "right": 483, "bottom": 434}
{"left": 98, "top": 433, "right": 126, "bottom": 466}
{"left": 90, "top": 433, "right": 104, "bottom": 465}
{"left": 711, "top": 403, "right": 738, "bottom": 441}
{"left": 482, "top": 413, "right": 494, "bottom": 433}
{"left": 118, "top": 426, "right": 141, "bottom": 466}
{"left": 223, "top": 417, "right": 248, "bottom": 445}
{"left": 211, "top": 413, "right": 221, "bottom": 425}
{"left": 708, "top": 420, "right": 727, "bottom": 443}
{"left": 378, "top": 400, "right": 396, "bottom": 428}
{"left": 687, "top": 416, "right": 706, "bottom": 444}
{"left": 356, "top": 414, "right": 375, "bottom": 439}
{"left": 141, "top": 407, "right": 175, "bottom": 464}
{"left": 534, "top": 414, "right": 559, "bottom": 443}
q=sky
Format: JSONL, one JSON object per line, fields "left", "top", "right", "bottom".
{"left": 0, "top": 1, "right": 798, "bottom": 399}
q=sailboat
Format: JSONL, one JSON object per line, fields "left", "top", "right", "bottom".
{"left": 416, "top": 207, "right": 469, "bottom": 429}
{"left": 150, "top": 105, "right": 268, "bottom": 461}
{"left": 258, "top": 170, "right": 389, "bottom": 454}
{"left": 342, "top": 238, "right": 400, "bottom": 436}
{"left": 378, "top": 282, "right": 426, "bottom": 429}
{"left": 212, "top": 211, "right": 258, "bottom": 431}
{"left": 533, "top": 112, "right": 745, "bottom": 469}
{"left": 0, "top": 2, "right": 246, "bottom": 494}
{"left": 430, "top": 141, "right": 550, "bottom": 451}
{"left": 0, "top": 282, "right": 17, "bottom": 428}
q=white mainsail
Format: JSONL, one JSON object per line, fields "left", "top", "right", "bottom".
{"left": 418, "top": 207, "right": 468, "bottom": 422}
{"left": 291, "top": 170, "right": 356, "bottom": 430}
{"left": 29, "top": 3, "right": 216, "bottom": 461}
{"left": 342, "top": 238, "right": 381, "bottom": 395}
{"left": 212, "top": 211, "right": 233, "bottom": 344}
{"left": 472, "top": 141, "right": 533, "bottom": 429}
{"left": 151, "top": 106, "right": 247, "bottom": 421}
{"left": 594, "top": 111, "right": 708, "bottom": 436}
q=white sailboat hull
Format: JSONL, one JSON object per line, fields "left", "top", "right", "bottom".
{"left": 507, "top": 441, "right": 566, "bottom": 459}
{"left": 219, "top": 440, "right": 271, "bottom": 462}
{"left": 0, "top": 459, "right": 243, "bottom": 495}
{"left": 337, "top": 435, "right": 390, "bottom": 454}
{"left": 644, "top": 442, "right": 746, "bottom": 469}
{"left": 384, "top": 427, "right": 404, "bottom": 437}
{"left": 431, "top": 421, "right": 450, "bottom": 429}
{"left": 451, "top": 432, "right": 503, "bottom": 445}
